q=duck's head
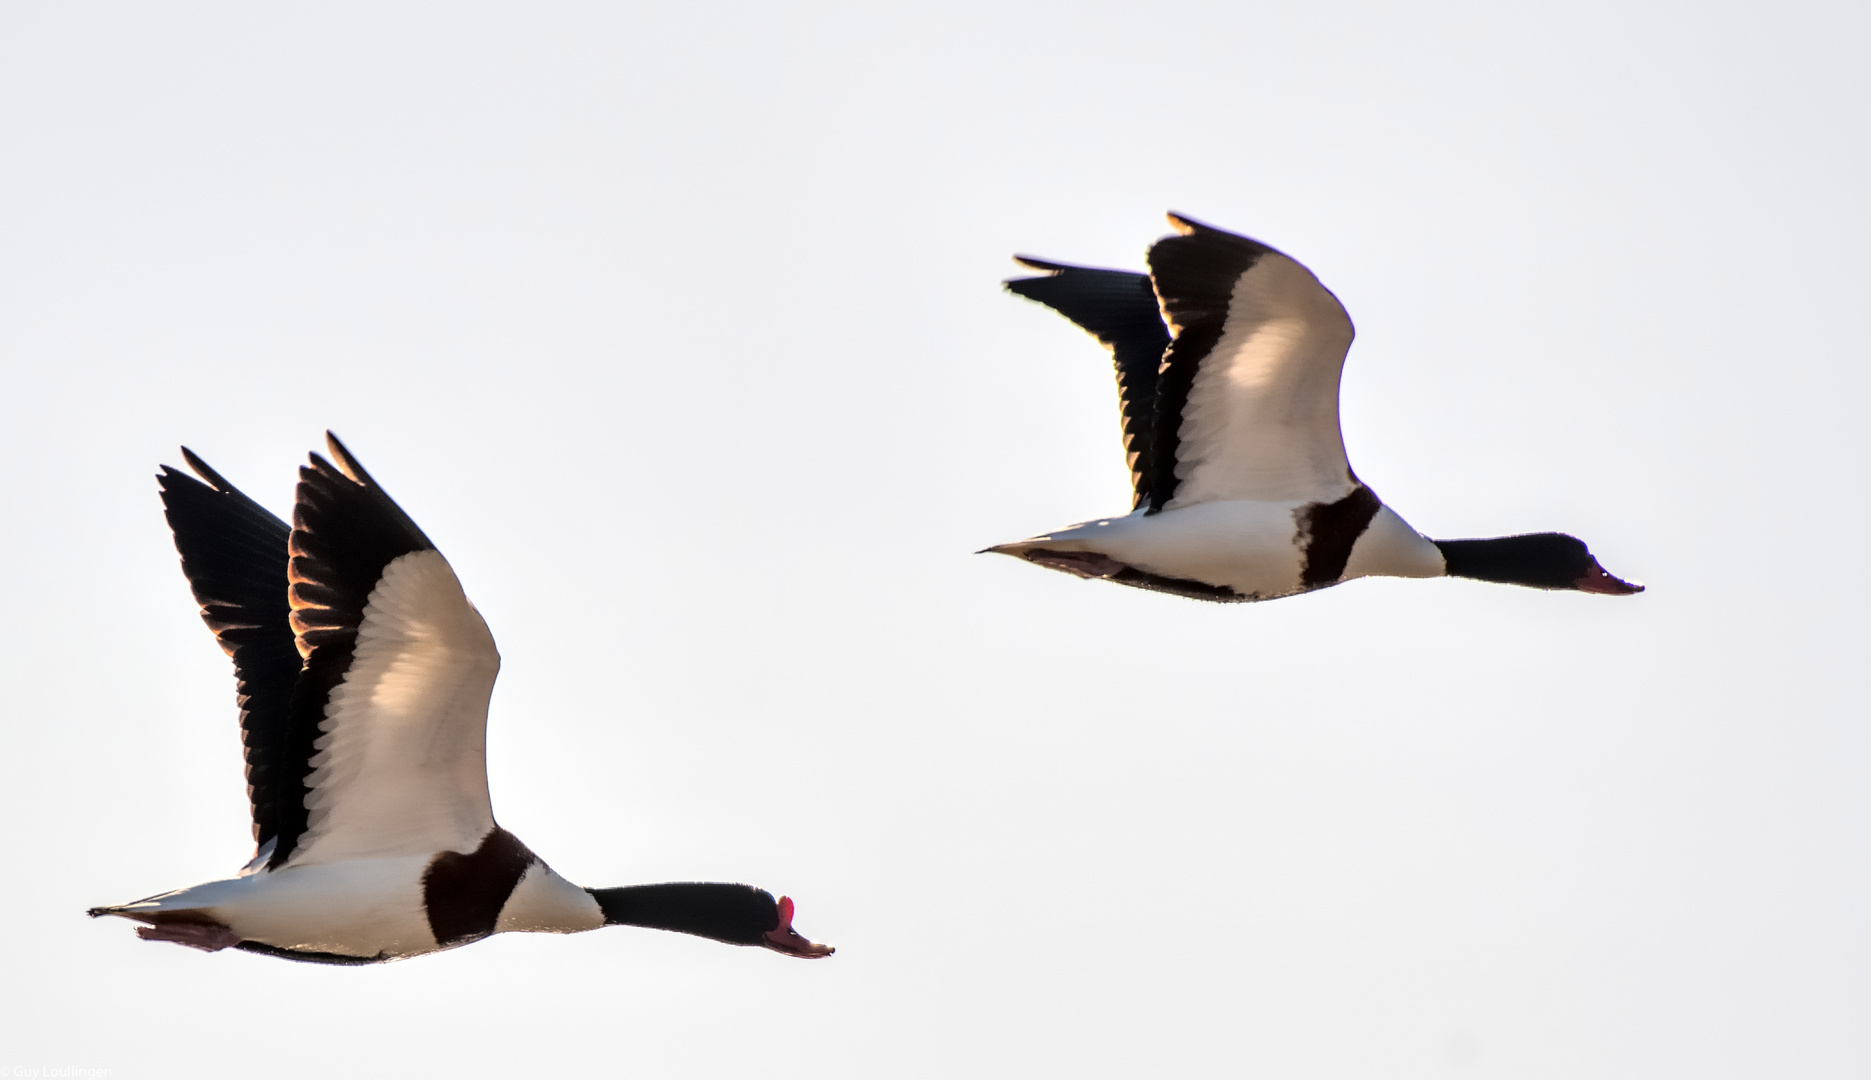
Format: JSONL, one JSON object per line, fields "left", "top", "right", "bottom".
{"left": 587, "top": 883, "right": 834, "bottom": 958}
{"left": 1433, "top": 533, "right": 1643, "bottom": 594}
{"left": 762, "top": 895, "right": 835, "bottom": 958}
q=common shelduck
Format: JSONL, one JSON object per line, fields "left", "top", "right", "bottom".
{"left": 89, "top": 435, "right": 834, "bottom": 965}
{"left": 987, "top": 214, "right": 1643, "bottom": 603}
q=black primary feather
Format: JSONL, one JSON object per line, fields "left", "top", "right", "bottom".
{"left": 1006, "top": 258, "right": 1170, "bottom": 510}
{"left": 158, "top": 451, "right": 299, "bottom": 852}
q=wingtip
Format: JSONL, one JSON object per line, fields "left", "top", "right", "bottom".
{"left": 1165, "top": 211, "right": 1211, "bottom": 235}
{"left": 324, "top": 431, "right": 356, "bottom": 477}
{"left": 1005, "top": 256, "right": 1067, "bottom": 292}
{"left": 321, "top": 432, "right": 379, "bottom": 490}
{"left": 178, "top": 445, "right": 233, "bottom": 491}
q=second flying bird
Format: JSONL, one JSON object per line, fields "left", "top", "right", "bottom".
{"left": 987, "top": 214, "right": 1642, "bottom": 603}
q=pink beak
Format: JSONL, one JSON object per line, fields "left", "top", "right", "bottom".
{"left": 762, "top": 896, "right": 834, "bottom": 959}
{"left": 1574, "top": 559, "right": 1643, "bottom": 595}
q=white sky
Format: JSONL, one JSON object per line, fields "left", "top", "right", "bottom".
{"left": 3, "top": 2, "right": 1868, "bottom": 1077}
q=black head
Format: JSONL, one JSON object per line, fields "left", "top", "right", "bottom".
{"left": 586, "top": 883, "right": 833, "bottom": 958}
{"left": 1433, "top": 533, "right": 1642, "bottom": 594}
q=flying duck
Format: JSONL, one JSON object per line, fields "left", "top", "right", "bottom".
{"left": 89, "top": 435, "right": 834, "bottom": 965}
{"left": 986, "top": 214, "right": 1643, "bottom": 603}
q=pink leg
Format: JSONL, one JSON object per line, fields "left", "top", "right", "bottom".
{"left": 1024, "top": 549, "right": 1130, "bottom": 579}
{"left": 137, "top": 921, "right": 243, "bottom": 952}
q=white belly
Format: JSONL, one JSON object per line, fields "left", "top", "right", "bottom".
{"left": 1342, "top": 505, "right": 1446, "bottom": 582}
{"left": 128, "top": 856, "right": 443, "bottom": 959}
{"left": 1103, "top": 501, "right": 1309, "bottom": 597}
{"left": 496, "top": 863, "right": 605, "bottom": 935}
{"left": 1009, "top": 500, "right": 1444, "bottom": 600}
{"left": 1019, "top": 501, "right": 1307, "bottom": 598}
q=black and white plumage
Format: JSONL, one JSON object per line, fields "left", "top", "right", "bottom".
{"left": 989, "top": 214, "right": 1642, "bottom": 602}
{"left": 89, "top": 435, "right": 834, "bottom": 965}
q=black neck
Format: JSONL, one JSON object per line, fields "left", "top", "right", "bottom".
{"left": 1433, "top": 533, "right": 1594, "bottom": 590}
{"left": 585, "top": 883, "right": 780, "bottom": 946}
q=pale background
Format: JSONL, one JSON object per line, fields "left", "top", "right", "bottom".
{"left": 2, "top": 2, "right": 1867, "bottom": 1077}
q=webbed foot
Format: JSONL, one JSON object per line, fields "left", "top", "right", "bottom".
{"left": 136, "top": 920, "right": 243, "bottom": 952}
{"left": 1021, "top": 549, "right": 1130, "bottom": 579}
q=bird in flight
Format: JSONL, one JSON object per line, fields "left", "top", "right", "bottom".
{"left": 986, "top": 214, "right": 1642, "bottom": 603}
{"left": 89, "top": 434, "right": 834, "bottom": 965}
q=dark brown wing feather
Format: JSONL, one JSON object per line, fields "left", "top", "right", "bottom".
{"left": 1006, "top": 258, "right": 1171, "bottom": 509}
{"left": 158, "top": 450, "right": 299, "bottom": 850}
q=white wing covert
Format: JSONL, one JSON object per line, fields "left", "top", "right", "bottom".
{"left": 274, "top": 435, "right": 500, "bottom": 869}
{"left": 1146, "top": 214, "right": 1359, "bottom": 510}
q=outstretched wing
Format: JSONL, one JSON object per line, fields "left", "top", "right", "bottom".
{"left": 1006, "top": 258, "right": 1171, "bottom": 509}
{"left": 158, "top": 451, "right": 300, "bottom": 852}
{"left": 271, "top": 434, "right": 500, "bottom": 869}
{"left": 1145, "top": 214, "right": 1358, "bottom": 511}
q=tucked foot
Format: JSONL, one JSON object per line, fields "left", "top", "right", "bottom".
{"left": 1021, "top": 549, "right": 1130, "bottom": 579}
{"left": 136, "top": 920, "right": 243, "bottom": 952}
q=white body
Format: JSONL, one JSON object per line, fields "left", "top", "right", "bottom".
{"left": 107, "top": 857, "right": 602, "bottom": 960}
{"left": 1003, "top": 500, "right": 1446, "bottom": 601}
